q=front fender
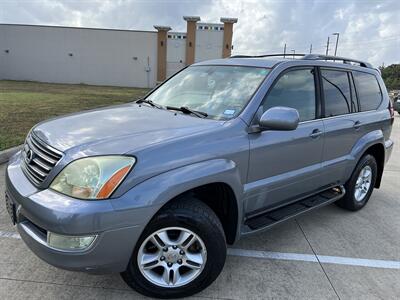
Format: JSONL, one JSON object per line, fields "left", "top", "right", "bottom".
{"left": 110, "top": 158, "right": 244, "bottom": 229}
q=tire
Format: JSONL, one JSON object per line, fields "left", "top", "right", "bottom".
{"left": 336, "top": 154, "right": 377, "bottom": 211}
{"left": 121, "top": 196, "right": 227, "bottom": 299}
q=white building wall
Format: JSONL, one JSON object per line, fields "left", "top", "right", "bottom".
{"left": 0, "top": 24, "right": 158, "bottom": 88}
{"left": 166, "top": 32, "right": 186, "bottom": 78}
{"left": 194, "top": 23, "right": 224, "bottom": 62}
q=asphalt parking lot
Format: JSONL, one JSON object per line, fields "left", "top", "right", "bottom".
{"left": 0, "top": 117, "right": 399, "bottom": 300}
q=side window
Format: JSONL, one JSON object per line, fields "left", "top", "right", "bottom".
{"left": 353, "top": 71, "right": 382, "bottom": 111}
{"left": 262, "top": 68, "right": 316, "bottom": 122}
{"left": 321, "top": 69, "right": 353, "bottom": 117}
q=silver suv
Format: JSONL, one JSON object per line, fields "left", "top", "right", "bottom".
{"left": 5, "top": 54, "right": 394, "bottom": 298}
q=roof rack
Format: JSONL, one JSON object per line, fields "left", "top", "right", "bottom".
{"left": 229, "top": 53, "right": 373, "bottom": 69}
{"left": 302, "top": 54, "right": 373, "bottom": 68}
{"left": 230, "top": 53, "right": 306, "bottom": 59}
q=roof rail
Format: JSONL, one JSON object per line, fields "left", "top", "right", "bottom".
{"left": 230, "top": 53, "right": 306, "bottom": 59}
{"left": 302, "top": 54, "right": 372, "bottom": 68}
{"left": 229, "top": 53, "right": 373, "bottom": 69}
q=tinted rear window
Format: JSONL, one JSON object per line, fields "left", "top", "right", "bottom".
{"left": 353, "top": 71, "right": 382, "bottom": 111}
{"left": 321, "top": 69, "right": 354, "bottom": 117}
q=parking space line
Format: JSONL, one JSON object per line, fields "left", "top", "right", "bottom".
{"left": 1, "top": 230, "right": 399, "bottom": 270}
{"left": 0, "top": 230, "right": 20, "bottom": 239}
{"left": 228, "top": 248, "right": 318, "bottom": 262}
{"left": 317, "top": 254, "right": 400, "bottom": 269}
{"left": 228, "top": 248, "right": 400, "bottom": 270}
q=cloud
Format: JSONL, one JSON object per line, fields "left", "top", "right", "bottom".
{"left": 0, "top": 0, "right": 399, "bottom": 66}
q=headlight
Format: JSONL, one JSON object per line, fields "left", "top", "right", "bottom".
{"left": 50, "top": 156, "right": 136, "bottom": 199}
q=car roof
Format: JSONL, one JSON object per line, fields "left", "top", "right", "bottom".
{"left": 193, "top": 54, "right": 377, "bottom": 74}
{"left": 193, "top": 58, "right": 282, "bottom": 68}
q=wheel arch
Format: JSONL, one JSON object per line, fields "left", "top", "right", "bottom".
{"left": 160, "top": 182, "right": 239, "bottom": 245}
{"left": 349, "top": 130, "right": 385, "bottom": 188}
{"left": 362, "top": 143, "right": 385, "bottom": 188}
{"left": 116, "top": 159, "right": 244, "bottom": 245}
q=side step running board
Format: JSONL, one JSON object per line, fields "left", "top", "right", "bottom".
{"left": 244, "top": 186, "right": 345, "bottom": 231}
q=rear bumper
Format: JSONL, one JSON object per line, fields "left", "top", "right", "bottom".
{"left": 5, "top": 152, "right": 157, "bottom": 274}
{"left": 384, "top": 139, "right": 394, "bottom": 165}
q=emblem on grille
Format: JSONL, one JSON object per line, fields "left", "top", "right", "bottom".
{"left": 26, "top": 148, "right": 34, "bottom": 164}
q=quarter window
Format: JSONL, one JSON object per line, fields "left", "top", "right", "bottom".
{"left": 353, "top": 71, "right": 382, "bottom": 111}
{"left": 262, "top": 68, "right": 316, "bottom": 122}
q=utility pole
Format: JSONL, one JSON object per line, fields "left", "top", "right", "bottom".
{"left": 291, "top": 49, "right": 295, "bottom": 59}
{"left": 309, "top": 44, "right": 313, "bottom": 54}
{"left": 325, "top": 36, "right": 330, "bottom": 56}
{"left": 332, "top": 32, "right": 340, "bottom": 56}
{"left": 283, "top": 43, "right": 286, "bottom": 58}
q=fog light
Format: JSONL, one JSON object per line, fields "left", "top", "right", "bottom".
{"left": 47, "top": 232, "right": 96, "bottom": 251}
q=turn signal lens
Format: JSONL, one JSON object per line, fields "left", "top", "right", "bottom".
{"left": 96, "top": 165, "right": 132, "bottom": 199}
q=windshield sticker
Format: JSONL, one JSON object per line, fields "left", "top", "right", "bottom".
{"left": 208, "top": 78, "right": 216, "bottom": 88}
{"left": 223, "top": 109, "right": 236, "bottom": 115}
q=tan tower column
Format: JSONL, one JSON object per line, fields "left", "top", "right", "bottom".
{"left": 220, "top": 18, "right": 238, "bottom": 58}
{"left": 154, "top": 25, "right": 171, "bottom": 82}
{"left": 183, "top": 16, "right": 200, "bottom": 65}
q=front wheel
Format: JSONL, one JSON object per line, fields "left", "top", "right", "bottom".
{"left": 336, "top": 154, "right": 377, "bottom": 211}
{"left": 121, "top": 197, "right": 227, "bottom": 299}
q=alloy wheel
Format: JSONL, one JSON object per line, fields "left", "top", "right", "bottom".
{"left": 137, "top": 227, "right": 207, "bottom": 288}
{"left": 354, "top": 165, "right": 372, "bottom": 202}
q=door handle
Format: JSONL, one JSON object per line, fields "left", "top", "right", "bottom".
{"left": 310, "top": 129, "right": 323, "bottom": 138}
{"left": 353, "top": 121, "right": 362, "bottom": 129}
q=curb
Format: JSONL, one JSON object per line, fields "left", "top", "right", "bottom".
{"left": 0, "top": 145, "right": 23, "bottom": 165}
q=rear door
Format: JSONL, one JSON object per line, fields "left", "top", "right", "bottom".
{"left": 246, "top": 67, "right": 325, "bottom": 214}
{"left": 319, "top": 68, "right": 361, "bottom": 186}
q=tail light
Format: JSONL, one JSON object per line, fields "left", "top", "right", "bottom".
{"left": 389, "top": 100, "right": 394, "bottom": 125}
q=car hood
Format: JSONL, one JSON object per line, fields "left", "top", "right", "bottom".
{"left": 33, "top": 103, "right": 222, "bottom": 154}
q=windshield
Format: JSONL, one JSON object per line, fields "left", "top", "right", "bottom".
{"left": 146, "top": 65, "right": 270, "bottom": 119}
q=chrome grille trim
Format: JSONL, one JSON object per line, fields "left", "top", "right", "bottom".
{"left": 21, "top": 133, "right": 63, "bottom": 186}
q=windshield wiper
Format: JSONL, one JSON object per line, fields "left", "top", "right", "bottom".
{"left": 136, "top": 98, "right": 163, "bottom": 109}
{"left": 166, "top": 106, "right": 208, "bottom": 118}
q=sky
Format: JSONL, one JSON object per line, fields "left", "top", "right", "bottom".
{"left": 0, "top": 0, "right": 399, "bottom": 67}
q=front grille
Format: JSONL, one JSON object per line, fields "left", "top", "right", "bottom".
{"left": 21, "top": 133, "right": 63, "bottom": 185}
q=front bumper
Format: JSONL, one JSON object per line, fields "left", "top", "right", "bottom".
{"left": 5, "top": 153, "right": 157, "bottom": 274}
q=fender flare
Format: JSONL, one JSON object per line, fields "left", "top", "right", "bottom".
{"left": 345, "top": 129, "right": 385, "bottom": 179}
{"left": 111, "top": 158, "right": 244, "bottom": 237}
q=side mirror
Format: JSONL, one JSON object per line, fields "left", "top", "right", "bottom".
{"left": 259, "top": 106, "right": 300, "bottom": 131}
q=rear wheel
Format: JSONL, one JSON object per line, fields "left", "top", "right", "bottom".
{"left": 336, "top": 154, "right": 377, "bottom": 211}
{"left": 121, "top": 197, "right": 226, "bottom": 299}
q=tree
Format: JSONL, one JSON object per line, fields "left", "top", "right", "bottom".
{"left": 380, "top": 64, "right": 400, "bottom": 90}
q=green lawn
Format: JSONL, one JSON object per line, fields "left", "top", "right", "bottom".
{"left": 0, "top": 80, "right": 149, "bottom": 150}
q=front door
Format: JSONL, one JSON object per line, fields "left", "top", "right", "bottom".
{"left": 245, "top": 67, "right": 324, "bottom": 214}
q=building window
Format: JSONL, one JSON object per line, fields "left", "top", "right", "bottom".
{"left": 168, "top": 35, "right": 172, "bottom": 38}
{"left": 204, "top": 26, "right": 208, "bottom": 30}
